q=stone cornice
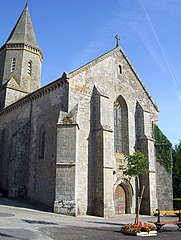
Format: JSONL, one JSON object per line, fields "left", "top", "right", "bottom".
{"left": 5, "top": 42, "right": 43, "bottom": 62}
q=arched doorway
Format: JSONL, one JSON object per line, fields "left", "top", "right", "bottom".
{"left": 114, "top": 184, "right": 127, "bottom": 214}
{"left": 114, "top": 180, "right": 133, "bottom": 214}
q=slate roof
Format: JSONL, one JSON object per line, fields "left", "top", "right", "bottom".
{"left": 6, "top": 3, "right": 38, "bottom": 48}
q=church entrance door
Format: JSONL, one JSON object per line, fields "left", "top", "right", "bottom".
{"left": 114, "top": 184, "right": 127, "bottom": 214}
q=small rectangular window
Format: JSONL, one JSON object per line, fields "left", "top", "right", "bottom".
{"left": 119, "top": 65, "right": 122, "bottom": 74}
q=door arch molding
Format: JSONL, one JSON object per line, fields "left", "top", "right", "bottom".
{"left": 114, "top": 178, "right": 133, "bottom": 214}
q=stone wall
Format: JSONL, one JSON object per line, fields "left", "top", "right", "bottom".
{"left": 0, "top": 79, "right": 68, "bottom": 208}
{"left": 54, "top": 124, "right": 77, "bottom": 215}
{"left": 156, "top": 161, "right": 173, "bottom": 210}
{"left": 27, "top": 81, "right": 68, "bottom": 208}
{"left": 0, "top": 103, "right": 31, "bottom": 196}
{"left": 0, "top": 46, "right": 166, "bottom": 216}
{"left": 67, "top": 47, "right": 159, "bottom": 216}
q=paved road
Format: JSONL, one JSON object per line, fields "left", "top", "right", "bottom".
{"left": 0, "top": 198, "right": 180, "bottom": 239}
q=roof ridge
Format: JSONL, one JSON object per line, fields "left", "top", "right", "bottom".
{"left": 69, "top": 47, "right": 119, "bottom": 77}
{"left": 69, "top": 46, "right": 158, "bottom": 112}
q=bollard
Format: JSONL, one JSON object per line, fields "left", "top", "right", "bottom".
{"left": 156, "top": 209, "right": 160, "bottom": 222}
{"left": 179, "top": 210, "right": 181, "bottom": 222}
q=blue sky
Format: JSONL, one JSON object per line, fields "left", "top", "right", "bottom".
{"left": 0, "top": 0, "right": 181, "bottom": 145}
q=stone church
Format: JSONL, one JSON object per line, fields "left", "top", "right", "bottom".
{"left": 0, "top": 4, "right": 173, "bottom": 217}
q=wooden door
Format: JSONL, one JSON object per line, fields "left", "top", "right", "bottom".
{"left": 114, "top": 185, "right": 126, "bottom": 214}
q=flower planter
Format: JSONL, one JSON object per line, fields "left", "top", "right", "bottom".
{"left": 120, "top": 221, "right": 157, "bottom": 237}
{"left": 137, "top": 231, "right": 157, "bottom": 236}
{"left": 121, "top": 230, "right": 157, "bottom": 237}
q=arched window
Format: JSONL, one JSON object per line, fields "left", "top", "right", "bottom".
{"left": 114, "top": 100, "right": 122, "bottom": 152}
{"left": 114, "top": 95, "right": 129, "bottom": 154}
{"left": 39, "top": 127, "right": 45, "bottom": 159}
{"left": 27, "top": 61, "right": 32, "bottom": 76}
{"left": 11, "top": 58, "right": 16, "bottom": 72}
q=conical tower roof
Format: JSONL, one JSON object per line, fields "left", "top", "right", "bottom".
{"left": 6, "top": 3, "right": 38, "bottom": 47}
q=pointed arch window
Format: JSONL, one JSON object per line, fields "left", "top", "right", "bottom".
{"left": 114, "top": 96, "right": 129, "bottom": 154}
{"left": 114, "top": 100, "right": 122, "bottom": 152}
{"left": 11, "top": 58, "right": 16, "bottom": 72}
{"left": 27, "top": 61, "right": 32, "bottom": 76}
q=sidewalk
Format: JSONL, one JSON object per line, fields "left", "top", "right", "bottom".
{"left": 0, "top": 197, "right": 155, "bottom": 225}
{"left": 0, "top": 197, "right": 180, "bottom": 240}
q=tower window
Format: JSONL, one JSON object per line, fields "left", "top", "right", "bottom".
{"left": 27, "top": 61, "right": 32, "bottom": 76}
{"left": 11, "top": 58, "right": 16, "bottom": 72}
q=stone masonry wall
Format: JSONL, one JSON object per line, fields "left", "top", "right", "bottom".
{"left": 156, "top": 161, "right": 173, "bottom": 210}
{"left": 68, "top": 47, "right": 159, "bottom": 216}
{"left": 0, "top": 103, "right": 31, "bottom": 196}
{"left": 0, "top": 80, "right": 68, "bottom": 208}
{"left": 27, "top": 82, "right": 68, "bottom": 208}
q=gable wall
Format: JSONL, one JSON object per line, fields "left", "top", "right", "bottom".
{"left": 68, "top": 49, "right": 158, "bottom": 214}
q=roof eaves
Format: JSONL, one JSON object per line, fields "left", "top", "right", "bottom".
{"left": 0, "top": 74, "right": 68, "bottom": 116}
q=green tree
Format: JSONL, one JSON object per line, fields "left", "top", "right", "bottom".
{"left": 172, "top": 141, "right": 181, "bottom": 198}
{"left": 123, "top": 151, "right": 149, "bottom": 178}
{"left": 152, "top": 123, "right": 172, "bottom": 172}
{"left": 123, "top": 150, "right": 149, "bottom": 224}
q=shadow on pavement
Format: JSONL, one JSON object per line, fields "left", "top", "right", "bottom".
{"left": 87, "top": 221, "right": 123, "bottom": 226}
{"left": 0, "top": 232, "right": 26, "bottom": 240}
{"left": 0, "top": 197, "right": 51, "bottom": 212}
{"left": 22, "top": 219, "right": 58, "bottom": 225}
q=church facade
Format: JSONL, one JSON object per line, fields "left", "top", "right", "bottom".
{"left": 0, "top": 4, "right": 173, "bottom": 217}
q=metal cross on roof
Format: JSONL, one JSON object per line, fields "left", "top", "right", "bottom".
{"left": 115, "top": 35, "right": 120, "bottom": 47}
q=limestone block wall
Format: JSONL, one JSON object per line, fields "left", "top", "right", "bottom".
{"left": 2, "top": 47, "right": 42, "bottom": 93}
{"left": 0, "top": 79, "right": 68, "bottom": 209}
{"left": 4, "top": 88, "right": 28, "bottom": 108}
{"left": 156, "top": 161, "right": 173, "bottom": 210}
{"left": 27, "top": 82, "right": 68, "bottom": 208}
{"left": 68, "top": 47, "right": 159, "bottom": 216}
{"left": 0, "top": 103, "right": 31, "bottom": 196}
{"left": 54, "top": 124, "right": 77, "bottom": 215}
{"left": 0, "top": 46, "right": 161, "bottom": 216}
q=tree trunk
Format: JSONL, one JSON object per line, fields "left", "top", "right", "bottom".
{"left": 134, "top": 179, "right": 145, "bottom": 224}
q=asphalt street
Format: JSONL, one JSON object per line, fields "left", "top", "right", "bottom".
{"left": 0, "top": 198, "right": 180, "bottom": 240}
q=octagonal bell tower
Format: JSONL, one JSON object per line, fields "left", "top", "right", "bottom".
{"left": 0, "top": 3, "right": 43, "bottom": 109}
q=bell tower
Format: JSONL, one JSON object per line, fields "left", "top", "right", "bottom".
{"left": 0, "top": 3, "right": 43, "bottom": 109}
